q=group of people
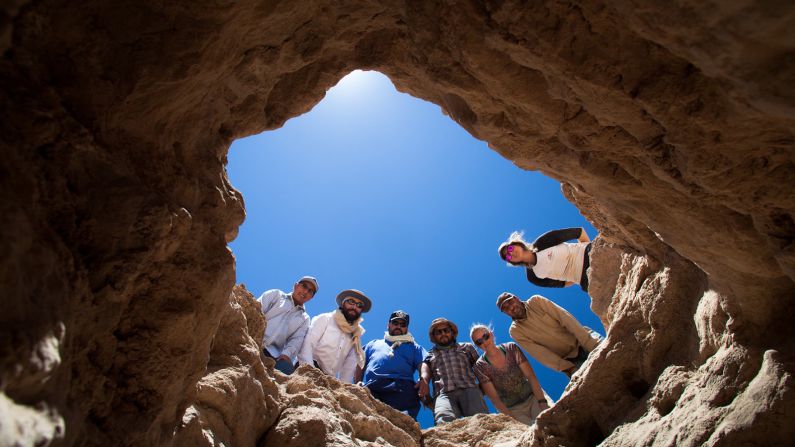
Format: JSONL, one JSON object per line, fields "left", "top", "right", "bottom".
{"left": 257, "top": 227, "right": 602, "bottom": 426}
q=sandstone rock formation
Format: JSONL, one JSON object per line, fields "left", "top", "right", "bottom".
{"left": 170, "top": 285, "right": 420, "bottom": 447}
{"left": 1, "top": 0, "right": 793, "bottom": 446}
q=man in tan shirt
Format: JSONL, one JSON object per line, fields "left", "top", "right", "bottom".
{"left": 497, "top": 292, "right": 602, "bottom": 377}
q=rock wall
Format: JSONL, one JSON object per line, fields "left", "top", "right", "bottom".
{"left": 1, "top": 0, "right": 793, "bottom": 446}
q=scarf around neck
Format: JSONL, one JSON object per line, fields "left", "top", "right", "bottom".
{"left": 333, "top": 309, "right": 366, "bottom": 368}
{"left": 384, "top": 332, "right": 415, "bottom": 350}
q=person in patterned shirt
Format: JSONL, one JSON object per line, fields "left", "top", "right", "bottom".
{"left": 470, "top": 323, "right": 550, "bottom": 425}
{"left": 420, "top": 318, "right": 488, "bottom": 425}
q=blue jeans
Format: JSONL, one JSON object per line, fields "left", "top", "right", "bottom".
{"left": 275, "top": 358, "right": 295, "bottom": 375}
{"left": 263, "top": 349, "right": 295, "bottom": 375}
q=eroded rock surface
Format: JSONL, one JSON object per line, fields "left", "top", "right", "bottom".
{"left": 174, "top": 285, "right": 279, "bottom": 447}
{"left": 1, "top": 0, "right": 793, "bottom": 446}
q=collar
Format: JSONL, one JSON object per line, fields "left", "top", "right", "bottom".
{"left": 287, "top": 293, "right": 305, "bottom": 310}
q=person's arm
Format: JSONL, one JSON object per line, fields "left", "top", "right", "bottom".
{"left": 533, "top": 228, "right": 583, "bottom": 250}
{"left": 280, "top": 315, "right": 310, "bottom": 361}
{"left": 518, "top": 360, "right": 549, "bottom": 411}
{"left": 538, "top": 297, "right": 601, "bottom": 352}
{"left": 258, "top": 289, "right": 281, "bottom": 314}
{"left": 297, "top": 315, "right": 325, "bottom": 366}
{"left": 465, "top": 344, "right": 480, "bottom": 366}
{"left": 414, "top": 346, "right": 430, "bottom": 397}
{"left": 526, "top": 268, "right": 567, "bottom": 288}
{"left": 416, "top": 365, "right": 430, "bottom": 398}
{"left": 339, "top": 345, "right": 358, "bottom": 383}
{"left": 511, "top": 329, "right": 573, "bottom": 372}
{"left": 480, "top": 381, "right": 512, "bottom": 416}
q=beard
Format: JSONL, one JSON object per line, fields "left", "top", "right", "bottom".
{"left": 437, "top": 337, "right": 456, "bottom": 347}
{"left": 342, "top": 307, "right": 361, "bottom": 322}
{"left": 388, "top": 328, "right": 406, "bottom": 336}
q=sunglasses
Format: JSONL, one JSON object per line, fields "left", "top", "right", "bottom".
{"left": 343, "top": 299, "right": 365, "bottom": 309}
{"left": 390, "top": 320, "right": 408, "bottom": 328}
{"left": 505, "top": 245, "right": 515, "bottom": 261}
{"left": 474, "top": 332, "right": 491, "bottom": 346}
{"left": 433, "top": 327, "right": 452, "bottom": 336}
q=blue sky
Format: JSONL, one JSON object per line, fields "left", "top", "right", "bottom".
{"left": 227, "top": 70, "right": 602, "bottom": 428}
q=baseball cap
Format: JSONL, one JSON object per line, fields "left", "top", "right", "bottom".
{"left": 389, "top": 310, "right": 410, "bottom": 325}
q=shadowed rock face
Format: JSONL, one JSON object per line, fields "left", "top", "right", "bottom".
{"left": 1, "top": 1, "right": 793, "bottom": 446}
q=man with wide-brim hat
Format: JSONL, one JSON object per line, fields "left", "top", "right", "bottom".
{"left": 420, "top": 317, "right": 488, "bottom": 425}
{"left": 257, "top": 275, "right": 319, "bottom": 374}
{"left": 298, "top": 289, "right": 371, "bottom": 382}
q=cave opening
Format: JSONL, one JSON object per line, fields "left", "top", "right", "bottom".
{"left": 226, "top": 70, "right": 603, "bottom": 428}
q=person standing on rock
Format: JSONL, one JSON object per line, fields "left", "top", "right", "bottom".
{"left": 498, "top": 227, "right": 593, "bottom": 292}
{"left": 421, "top": 318, "right": 489, "bottom": 425}
{"left": 298, "top": 289, "right": 371, "bottom": 383}
{"left": 469, "top": 323, "right": 551, "bottom": 425}
{"left": 497, "top": 292, "right": 602, "bottom": 378}
{"left": 257, "top": 275, "right": 319, "bottom": 375}
{"left": 354, "top": 310, "right": 429, "bottom": 420}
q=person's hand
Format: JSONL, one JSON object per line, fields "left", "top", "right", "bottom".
{"left": 416, "top": 378, "right": 430, "bottom": 398}
{"left": 277, "top": 354, "right": 291, "bottom": 362}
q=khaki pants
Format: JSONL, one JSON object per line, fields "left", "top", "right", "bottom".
{"left": 506, "top": 394, "right": 551, "bottom": 425}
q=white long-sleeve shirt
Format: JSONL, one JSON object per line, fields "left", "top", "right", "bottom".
{"left": 258, "top": 289, "right": 310, "bottom": 360}
{"left": 298, "top": 311, "right": 363, "bottom": 383}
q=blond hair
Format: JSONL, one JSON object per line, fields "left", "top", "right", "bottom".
{"left": 469, "top": 322, "right": 493, "bottom": 341}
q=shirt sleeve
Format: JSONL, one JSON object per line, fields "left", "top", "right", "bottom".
{"left": 532, "top": 228, "right": 582, "bottom": 250}
{"left": 258, "top": 289, "right": 281, "bottom": 314}
{"left": 537, "top": 297, "right": 601, "bottom": 352}
{"left": 526, "top": 268, "right": 567, "bottom": 287}
{"left": 280, "top": 314, "right": 310, "bottom": 360}
{"left": 297, "top": 314, "right": 325, "bottom": 366}
{"left": 508, "top": 342, "right": 529, "bottom": 365}
{"left": 510, "top": 325, "right": 573, "bottom": 372}
{"left": 339, "top": 343, "right": 358, "bottom": 383}
{"left": 465, "top": 344, "right": 480, "bottom": 365}
{"left": 473, "top": 360, "right": 491, "bottom": 384}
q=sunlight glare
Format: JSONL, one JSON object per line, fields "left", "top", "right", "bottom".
{"left": 327, "top": 70, "right": 390, "bottom": 102}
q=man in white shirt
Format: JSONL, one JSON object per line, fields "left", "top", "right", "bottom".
{"left": 258, "top": 276, "right": 318, "bottom": 374}
{"left": 298, "top": 289, "right": 371, "bottom": 383}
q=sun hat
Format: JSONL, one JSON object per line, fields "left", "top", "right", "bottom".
{"left": 336, "top": 289, "right": 372, "bottom": 313}
{"left": 428, "top": 317, "right": 458, "bottom": 342}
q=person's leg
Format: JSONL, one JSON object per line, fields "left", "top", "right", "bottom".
{"left": 458, "top": 387, "right": 489, "bottom": 417}
{"left": 368, "top": 380, "right": 420, "bottom": 417}
{"left": 433, "top": 392, "right": 457, "bottom": 425}
{"left": 506, "top": 397, "right": 535, "bottom": 425}
{"left": 274, "top": 358, "right": 295, "bottom": 374}
{"left": 405, "top": 403, "right": 421, "bottom": 420}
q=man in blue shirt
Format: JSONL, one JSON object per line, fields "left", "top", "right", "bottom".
{"left": 356, "top": 310, "right": 429, "bottom": 420}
